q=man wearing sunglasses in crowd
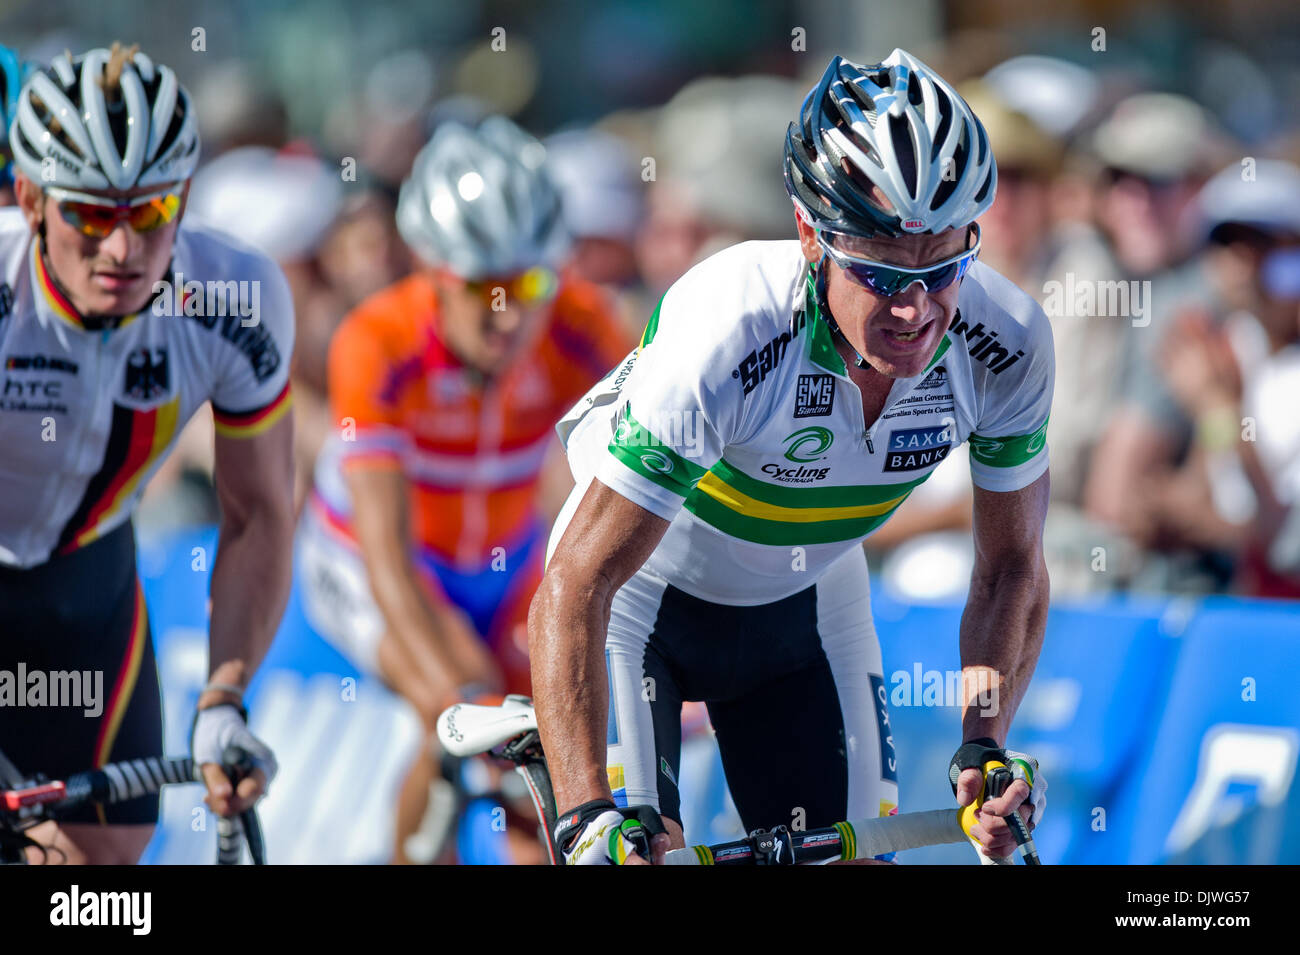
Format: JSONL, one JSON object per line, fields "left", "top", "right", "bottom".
{"left": 298, "top": 116, "right": 631, "bottom": 863}
{"left": 534, "top": 50, "right": 1053, "bottom": 864}
{"left": 0, "top": 45, "right": 293, "bottom": 863}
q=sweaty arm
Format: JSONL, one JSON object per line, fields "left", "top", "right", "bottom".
{"left": 204, "top": 412, "right": 296, "bottom": 706}
{"left": 527, "top": 479, "right": 669, "bottom": 812}
{"left": 958, "top": 470, "right": 1050, "bottom": 744}
{"left": 344, "top": 463, "right": 499, "bottom": 709}
{"left": 200, "top": 257, "right": 299, "bottom": 713}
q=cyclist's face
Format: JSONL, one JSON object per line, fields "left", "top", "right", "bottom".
{"left": 797, "top": 215, "right": 969, "bottom": 379}
{"left": 432, "top": 269, "right": 549, "bottom": 377}
{"left": 16, "top": 174, "right": 187, "bottom": 319}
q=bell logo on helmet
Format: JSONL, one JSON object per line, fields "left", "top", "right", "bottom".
{"left": 903, "top": 219, "right": 925, "bottom": 230}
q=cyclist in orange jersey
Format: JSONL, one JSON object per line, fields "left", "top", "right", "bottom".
{"left": 298, "top": 116, "right": 633, "bottom": 863}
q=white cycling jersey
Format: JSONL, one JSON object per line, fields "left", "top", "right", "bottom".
{"left": 558, "top": 239, "right": 1054, "bottom": 604}
{"left": 0, "top": 208, "right": 294, "bottom": 568}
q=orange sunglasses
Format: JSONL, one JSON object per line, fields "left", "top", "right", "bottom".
{"left": 45, "top": 184, "right": 183, "bottom": 238}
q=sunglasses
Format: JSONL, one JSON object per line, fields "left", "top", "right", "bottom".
{"left": 817, "top": 223, "right": 981, "bottom": 297}
{"left": 45, "top": 185, "right": 183, "bottom": 238}
{"left": 1262, "top": 246, "right": 1300, "bottom": 301}
{"left": 462, "top": 266, "right": 559, "bottom": 308}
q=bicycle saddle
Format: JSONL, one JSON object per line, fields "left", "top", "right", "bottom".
{"left": 436, "top": 694, "right": 539, "bottom": 757}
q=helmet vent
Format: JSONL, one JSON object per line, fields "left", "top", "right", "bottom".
{"left": 930, "top": 143, "right": 963, "bottom": 210}
{"left": 29, "top": 91, "right": 87, "bottom": 162}
{"left": 154, "top": 102, "right": 187, "bottom": 162}
{"left": 931, "top": 99, "right": 952, "bottom": 163}
{"left": 888, "top": 113, "right": 918, "bottom": 196}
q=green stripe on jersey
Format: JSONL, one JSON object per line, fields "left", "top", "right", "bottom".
{"left": 607, "top": 405, "right": 708, "bottom": 497}
{"left": 684, "top": 488, "right": 914, "bottom": 546}
{"left": 968, "top": 415, "right": 1049, "bottom": 468}
{"left": 924, "top": 334, "right": 951, "bottom": 372}
{"left": 639, "top": 297, "right": 664, "bottom": 348}
{"left": 709, "top": 458, "right": 929, "bottom": 509}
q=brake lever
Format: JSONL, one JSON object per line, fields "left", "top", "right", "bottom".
{"left": 220, "top": 744, "right": 266, "bottom": 865}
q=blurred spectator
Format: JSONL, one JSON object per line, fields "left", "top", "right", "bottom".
{"left": 1079, "top": 94, "right": 1244, "bottom": 591}
{"left": 1092, "top": 94, "right": 1227, "bottom": 278}
{"left": 943, "top": 78, "right": 1123, "bottom": 520}
{"left": 543, "top": 127, "right": 647, "bottom": 340}
{"left": 315, "top": 190, "right": 412, "bottom": 312}
{"left": 959, "top": 81, "right": 1063, "bottom": 293}
{"left": 544, "top": 128, "right": 644, "bottom": 289}
{"left": 1155, "top": 162, "right": 1300, "bottom": 597}
{"left": 1087, "top": 159, "right": 1300, "bottom": 593}
{"left": 981, "top": 54, "right": 1103, "bottom": 141}
{"left": 191, "top": 61, "right": 291, "bottom": 154}
{"left": 637, "top": 75, "right": 800, "bottom": 297}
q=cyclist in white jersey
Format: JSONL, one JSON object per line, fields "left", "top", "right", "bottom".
{"left": 0, "top": 45, "right": 293, "bottom": 863}
{"left": 533, "top": 50, "right": 1052, "bottom": 864}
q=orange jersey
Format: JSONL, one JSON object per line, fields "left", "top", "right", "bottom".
{"left": 318, "top": 271, "right": 631, "bottom": 566}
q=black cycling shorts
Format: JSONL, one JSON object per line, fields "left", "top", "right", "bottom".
{"left": 603, "top": 546, "right": 899, "bottom": 835}
{"left": 0, "top": 522, "right": 163, "bottom": 825}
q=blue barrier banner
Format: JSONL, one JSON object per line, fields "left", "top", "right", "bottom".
{"left": 135, "top": 527, "right": 1299, "bottom": 865}
{"left": 1122, "top": 598, "right": 1300, "bottom": 864}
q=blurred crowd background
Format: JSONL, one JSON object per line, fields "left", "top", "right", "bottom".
{"left": 5, "top": 0, "right": 1300, "bottom": 603}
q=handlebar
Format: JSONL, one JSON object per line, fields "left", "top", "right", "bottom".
{"left": 0, "top": 750, "right": 266, "bottom": 865}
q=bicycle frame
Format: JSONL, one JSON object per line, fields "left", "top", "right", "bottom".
{"left": 437, "top": 696, "right": 1028, "bottom": 865}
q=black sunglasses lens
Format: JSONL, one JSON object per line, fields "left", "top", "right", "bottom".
{"left": 846, "top": 263, "right": 905, "bottom": 296}
{"left": 922, "top": 261, "right": 963, "bottom": 291}
{"left": 847, "top": 261, "right": 962, "bottom": 295}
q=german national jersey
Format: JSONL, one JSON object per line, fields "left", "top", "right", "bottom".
{"left": 0, "top": 209, "right": 295, "bottom": 569}
{"left": 559, "top": 239, "right": 1054, "bottom": 604}
{"left": 316, "top": 271, "right": 631, "bottom": 567}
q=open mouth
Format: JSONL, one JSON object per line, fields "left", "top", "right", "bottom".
{"left": 881, "top": 319, "right": 934, "bottom": 347}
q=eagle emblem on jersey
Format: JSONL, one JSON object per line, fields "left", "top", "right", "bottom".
{"left": 124, "top": 347, "right": 170, "bottom": 401}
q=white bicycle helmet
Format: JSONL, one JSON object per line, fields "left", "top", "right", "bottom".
{"left": 10, "top": 45, "right": 200, "bottom": 191}
{"left": 785, "top": 49, "right": 996, "bottom": 238}
{"left": 396, "top": 115, "right": 568, "bottom": 278}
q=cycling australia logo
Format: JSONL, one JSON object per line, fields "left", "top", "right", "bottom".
{"left": 784, "top": 426, "right": 833, "bottom": 462}
{"left": 763, "top": 426, "right": 833, "bottom": 483}
{"left": 123, "top": 347, "right": 170, "bottom": 402}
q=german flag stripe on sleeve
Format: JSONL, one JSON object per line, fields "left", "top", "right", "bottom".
{"left": 56, "top": 397, "right": 181, "bottom": 554}
{"left": 213, "top": 382, "right": 293, "bottom": 438}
